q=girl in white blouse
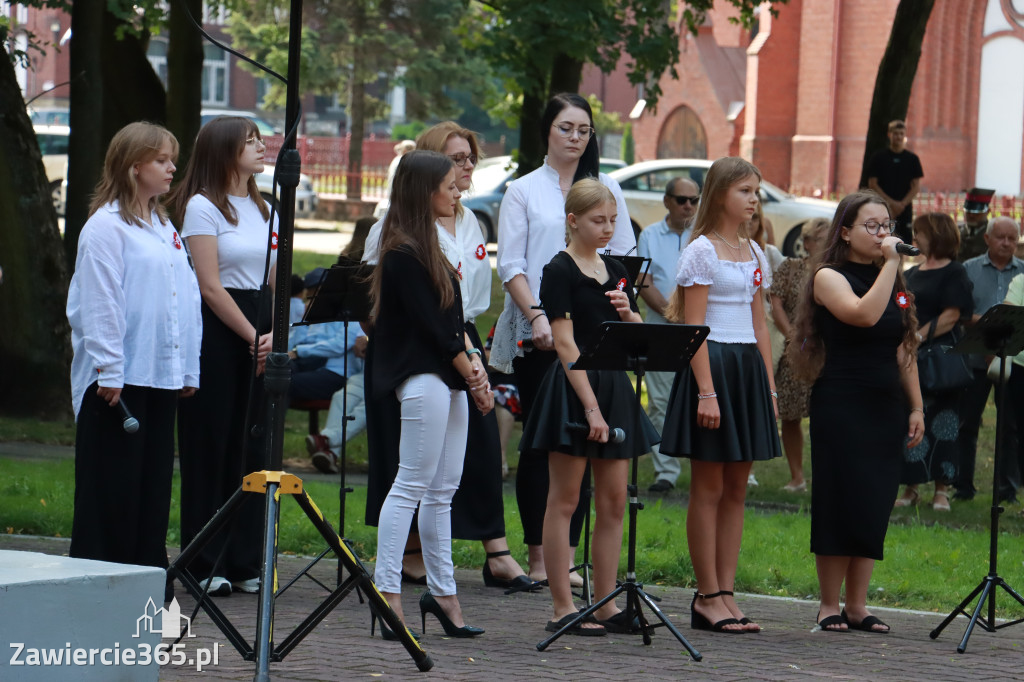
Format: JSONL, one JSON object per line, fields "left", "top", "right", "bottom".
{"left": 171, "top": 116, "right": 278, "bottom": 596}
{"left": 661, "top": 157, "right": 782, "bottom": 633}
{"left": 68, "top": 123, "right": 201, "bottom": 599}
{"left": 492, "top": 93, "right": 635, "bottom": 583}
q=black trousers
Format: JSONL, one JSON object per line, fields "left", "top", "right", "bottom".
{"left": 177, "top": 289, "right": 270, "bottom": 580}
{"left": 954, "top": 368, "right": 1019, "bottom": 500}
{"left": 70, "top": 383, "right": 177, "bottom": 571}
{"left": 513, "top": 349, "right": 588, "bottom": 548}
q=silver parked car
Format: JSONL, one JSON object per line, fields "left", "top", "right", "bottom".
{"left": 256, "top": 166, "right": 319, "bottom": 219}
{"left": 607, "top": 159, "right": 838, "bottom": 255}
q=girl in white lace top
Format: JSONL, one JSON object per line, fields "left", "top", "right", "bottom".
{"left": 661, "top": 157, "right": 783, "bottom": 634}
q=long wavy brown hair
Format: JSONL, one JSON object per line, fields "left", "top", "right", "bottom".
{"left": 786, "top": 190, "right": 919, "bottom": 382}
{"left": 369, "top": 150, "right": 458, "bottom": 319}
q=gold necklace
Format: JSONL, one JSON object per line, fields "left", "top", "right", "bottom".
{"left": 713, "top": 231, "right": 742, "bottom": 250}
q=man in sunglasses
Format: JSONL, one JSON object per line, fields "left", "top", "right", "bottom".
{"left": 637, "top": 177, "right": 699, "bottom": 493}
{"left": 866, "top": 119, "right": 924, "bottom": 244}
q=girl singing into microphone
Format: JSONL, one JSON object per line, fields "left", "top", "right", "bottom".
{"left": 518, "top": 179, "right": 658, "bottom": 636}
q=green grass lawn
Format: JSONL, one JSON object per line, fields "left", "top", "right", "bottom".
{"left": 4, "top": 249, "right": 1024, "bottom": 616}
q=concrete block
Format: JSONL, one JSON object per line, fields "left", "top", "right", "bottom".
{"left": 0, "top": 550, "right": 164, "bottom": 681}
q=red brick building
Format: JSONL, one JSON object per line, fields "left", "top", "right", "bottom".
{"left": 630, "top": 0, "right": 1024, "bottom": 197}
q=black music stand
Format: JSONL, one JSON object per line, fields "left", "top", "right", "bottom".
{"left": 536, "top": 321, "right": 708, "bottom": 661}
{"left": 930, "top": 304, "right": 1024, "bottom": 652}
{"left": 607, "top": 254, "right": 651, "bottom": 292}
{"left": 278, "top": 263, "right": 373, "bottom": 593}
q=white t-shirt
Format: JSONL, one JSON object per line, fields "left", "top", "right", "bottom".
{"left": 180, "top": 193, "right": 278, "bottom": 290}
{"left": 675, "top": 235, "right": 773, "bottom": 344}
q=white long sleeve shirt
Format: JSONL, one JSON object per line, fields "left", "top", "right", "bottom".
{"left": 67, "top": 202, "right": 202, "bottom": 418}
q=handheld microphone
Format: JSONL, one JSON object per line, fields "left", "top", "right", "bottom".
{"left": 117, "top": 398, "right": 140, "bottom": 434}
{"left": 895, "top": 243, "right": 920, "bottom": 256}
{"left": 566, "top": 422, "right": 626, "bottom": 444}
{"left": 517, "top": 339, "right": 534, "bottom": 349}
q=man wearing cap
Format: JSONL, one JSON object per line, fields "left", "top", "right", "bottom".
{"left": 867, "top": 119, "right": 924, "bottom": 244}
{"left": 638, "top": 177, "right": 698, "bottom": 493}
{"left": 958, "top": 188, "right": 996, "bottom": 261}
{"left": 956, "top": 217, "right": 1024, "bottom": 502}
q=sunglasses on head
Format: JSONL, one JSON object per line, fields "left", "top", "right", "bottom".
{"left": 667, "top": 193, "right": 699, "bottom": 206}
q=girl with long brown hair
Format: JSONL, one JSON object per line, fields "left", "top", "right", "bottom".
{"left": 369, "top": 150, "right": 493, "bottom": 640}
{"left": 788, "top": 190, "right": 924, "bottom": 633}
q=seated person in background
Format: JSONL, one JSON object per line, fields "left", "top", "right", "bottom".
{"left": 306, "top": 367, "right": 368, "bottom": 474}
{"left": 289, "top": 274, "right": 306, "bottom": 325}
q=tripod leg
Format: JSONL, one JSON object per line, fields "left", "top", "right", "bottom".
{"left": 253, "top": 480, "right": 282, "bottom": 682}
{"left": 930, "top": 579, "right": 987, "bottom": 639}
{"left": 957, "top": 579, "right": 996, "bottom": 653}
{"left": 635, "top": 587, "right": 702, "bottom": 661}
{"left": 536, "top": 585, "right": 624, "bottom": 651}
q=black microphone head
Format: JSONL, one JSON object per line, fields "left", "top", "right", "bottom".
{"left": 122, "top": 417, "right": 140, "bottom": 434}
{"left": 895, "top": 242, "right": 920, "bottom": 256}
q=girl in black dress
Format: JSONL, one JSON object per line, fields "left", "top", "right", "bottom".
{"left": 895, "top": 213, "right": 973, "bottom": 510}
{"left": 661, "top": 157, "right": 782, "bottom": 633}
{"left": 519, "top": 179, "right": 658, "bottom": 636}
{"left": 789, "top": 190, "right": 924, "bottom": 633}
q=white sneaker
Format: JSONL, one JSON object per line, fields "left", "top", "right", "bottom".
{"left": 232, "top": 577, "right": 260, "bottom": 593}
{"left": 200, "top": 576, "right": 232, "bottom": 596}
{"left": 747, "top": 473, "right": 759, "bottom": 486}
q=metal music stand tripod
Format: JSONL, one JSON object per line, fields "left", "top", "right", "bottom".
{"left": 536, "top": 321, "right": 708, "bottom": 661}
{"left": 277, "top": 263, "right": 373, "bottom": 595}
{"left": 930, "top": 304, "right": 1024, "bottom": 652}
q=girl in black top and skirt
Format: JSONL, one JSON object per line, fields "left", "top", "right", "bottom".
{"left": 519, "top": 179, "right": 658, "bottom": 636}
{"left": 788, "top": 190, "right": 924, "bottom": 633}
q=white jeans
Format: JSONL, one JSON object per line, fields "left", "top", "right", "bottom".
{"left": 375, "top": 373, "right": 469, "bottom": 595}
{"left": 321, "top": 373, "right": 366, "bottom": 448}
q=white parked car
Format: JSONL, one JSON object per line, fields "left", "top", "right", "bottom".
{"left": 35, "top": 124, "right": 69, "bottom": 215}
{"left": 256, "top": 166, "right": 319, "bottom": 219}
{"left": 607, "top": 159, "right": 838, "bottom": 255}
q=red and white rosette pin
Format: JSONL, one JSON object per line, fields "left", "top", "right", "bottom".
{"left": 271, "top": 231, "right": 279, "bottom": 250}
{"left": 896, "top": 291, "right": 910, "bottom": 309}
{"left": 172, "top": 232, "right": 182, "bottom": 250}
{"left": 616, "top": 278, "right": 627, "bottom": 291}
{"left": 457, "top": 261, "right": 463, "bottom": 280}
{"left": 753, "top": 268, "right": 763, "bottom": 288}
{"left": 475, "top": 244, "right": 486, "bottom": 260}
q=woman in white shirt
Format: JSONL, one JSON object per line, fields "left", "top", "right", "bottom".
{"left": 362, "top": 122, "right": 532, "bottom": 592}
{"left": 171, "top": 116, "right": 278, "bottom": 597}
{"left": 492, "top": 93, "right": 635, "bottom": 583}
{"left": 661, "top": 157, "right": 782, "bottom": 633}
{"left": 67, "top": 123, "right": 201, "bottom": 602}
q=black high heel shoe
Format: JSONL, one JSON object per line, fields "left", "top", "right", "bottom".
{"left": 371, "top": 613, "right": 419, "bottom": 642}
{"left": 690, "top": 591, "right": 745, "bottom": 634}
{"left": 482, "top": 550, "right": 539, "bottom": 593}
{"left": 419, "top": 591, "right": 484, "bottom": 637}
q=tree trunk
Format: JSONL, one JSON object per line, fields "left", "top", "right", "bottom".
{"left": 548, "top": 53, "right": 583, "bottom": 100}
{"left": 858, "top": 0, "right": 936, "bottom": 188}
{"left": 167, "top": 0, "right": 204, "bottom": 173}
{"left": 65, "top": 7, "right": 166, "bottom": 270}
{"left": 346, "top": 3, "right": 366, "bottom": 199}
{"left": 0, "top": 48, "right": 73, "bottom": 418}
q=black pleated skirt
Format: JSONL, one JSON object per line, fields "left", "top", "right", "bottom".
{"left": 364, "top": 322, "right": 505, "bottom": 541}
{"left": 660, "top": 341, "right": 782, "bottom": 462}
{"left": 518, "top": 362, "right": 659, "bottom": 460}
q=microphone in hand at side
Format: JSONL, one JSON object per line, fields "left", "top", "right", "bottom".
{"left": 116, "top": 398, "right": 140, "bottom": 434}
{"left": 895, "top": 243, "right": 920, "bottom": 256}
{"left": 566, "top": 422, "right": 625, "bottom": 444}
{"left": 517, "top": 339, "right": 534, "bottom": 349}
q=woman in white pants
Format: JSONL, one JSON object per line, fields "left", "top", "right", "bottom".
{"left": 369, "top": 150, "right": 493, "bottom": 639}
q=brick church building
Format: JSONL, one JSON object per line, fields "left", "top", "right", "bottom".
{"left": 625, "top": 0, "right": 1024, "bottom": 197}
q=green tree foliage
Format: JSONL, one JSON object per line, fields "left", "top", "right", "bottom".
{"left": 467, "top": 0, "right": 785, "bottom": 176}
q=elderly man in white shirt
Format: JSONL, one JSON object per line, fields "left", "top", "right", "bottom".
{"left": 637, "top": 177, "right": 699, "bottom": 492}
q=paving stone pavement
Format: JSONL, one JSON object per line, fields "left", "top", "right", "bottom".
{"left": 2, "top": 534, "right": 1022, "bottom": 681}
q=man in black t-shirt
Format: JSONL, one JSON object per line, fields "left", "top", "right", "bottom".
{"left": 867, "top": 119, "right": 924, "bottom": 243}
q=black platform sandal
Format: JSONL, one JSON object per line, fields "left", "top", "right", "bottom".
{"left": 690, "top": 591, "right": 745, "bottom": 633}
{"left": 482, "top": 550, "right": 539, "bottom": 593}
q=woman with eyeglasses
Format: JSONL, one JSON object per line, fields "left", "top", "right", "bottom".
{"left": 788, "top": 190, "right": 924, "bottom": 633}
{"left": 171, "top": 116, "right": 277, "bottom": 597}
{"left": 492, "top": 93, "right": 635, "bottom": 585}
{"left": 362, "top": 122, "right": 533, "bottom": 593}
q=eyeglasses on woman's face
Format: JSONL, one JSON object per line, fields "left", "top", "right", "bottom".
{"left": 853, "top": 219, "right": 896, "bottom": 235}
{"left": 447, "top": 152, "right": 478, "bottom": 168}
{"left": 552, "top": 123, "right": 594, "bottom": 140}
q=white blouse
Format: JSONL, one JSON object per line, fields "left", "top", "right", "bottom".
{"left": 363, "top": 209, "right": 490, "bottom": 323}
{"left": 67, "top": 202, "right": 202, "bottom": 418}
{"left": 675, "top": 235, "right": 773, "bottom": 344}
